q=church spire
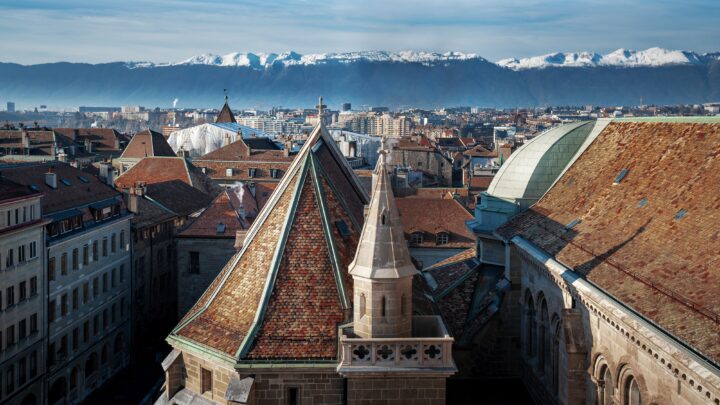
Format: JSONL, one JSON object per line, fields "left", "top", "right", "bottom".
{"left": 216, "top": 89, "right": 237, "bottom": 123}
{"left": 349, "top": 139, "right": 415, "bottom": 338}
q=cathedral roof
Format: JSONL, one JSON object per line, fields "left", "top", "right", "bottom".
{"left": 348, "top": 151, "right": 416, "bottom": 279}
{"left": 216, "top": 101, "right": 237, "bottom": 123}
{"left": 170, "top": 122, "right": 369, "bottom": 362}
{"left": 498, "top": 118, "right": 720, "bottom": 364}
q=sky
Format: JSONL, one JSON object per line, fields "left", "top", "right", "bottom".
{"left": 2, "top": 0, "right": 719, "bottom": 65}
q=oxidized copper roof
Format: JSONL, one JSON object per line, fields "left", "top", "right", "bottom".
{"left": 498, "top": 121, "right": 720, "bottom": 363}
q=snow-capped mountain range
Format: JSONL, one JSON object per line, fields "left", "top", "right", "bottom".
{"left": 126, "top": 48, "right": 719, "bottom": 70}
{"left": 128, "top": 50, "right": 485, "bottom": 69}
{"left": 496, "top": 47, "right": 720, "bottom": 70}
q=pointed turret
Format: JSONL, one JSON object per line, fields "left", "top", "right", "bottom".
{"left": 216, "top": 93, "right": 237, "bottom": 123}
{"left": 349, "top": 142, "right": 416, "bottom": 338}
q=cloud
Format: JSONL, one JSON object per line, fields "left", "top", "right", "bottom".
{"left": 1, "top": 0, "right": 718, "bottom": 64}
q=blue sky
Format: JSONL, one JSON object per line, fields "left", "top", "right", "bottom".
{"left": 2, "top": 0, "right": 718, "bottom": 64}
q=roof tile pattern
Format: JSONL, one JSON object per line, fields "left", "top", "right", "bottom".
{"left": 498, "top": 121, "right": 720, "bottom": 363}
{"left": 246, "top": 175, "right": 345, "bottom": 359}
{"left": 396, "top": 197, "right": 475, "bottom": 248}
{"left": 115, "top": 157, "right": 218, "bottom": 196}
{"left": 120, "top": 129, "right": 175, "bottom": 159}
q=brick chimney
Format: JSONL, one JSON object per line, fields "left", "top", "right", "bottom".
{"left": 283, "top": 137, "right": 292, "bottom": 157}
{"left": 234, "top": 230, "right": 248, "bottom": 250}
{"left": 45, "top": 167, "right": 57, "bottom": 189}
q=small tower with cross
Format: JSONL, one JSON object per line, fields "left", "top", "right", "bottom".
{"left": 316, "top": 96, "right": 327, "bottom": 126}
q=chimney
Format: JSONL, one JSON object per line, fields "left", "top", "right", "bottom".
{"left": 223, "top": 132, "right": 231, "bottom": 147}
{"left": 283, "top": 137, "right": 292, "bottom": 157}
{"left": 45, "top": 167, "right": 57, "bottom": 189}
{"left": 176, "top": 147, "right": 189, "bottom": 158}
{"left": 127, "top": 182, "right": 146, "bottom": 213}
{"left": 21, "top": 129, "right": 29, "bottom": 149}
{"left": 85, "top": 138, "right": 93, "bottom": 153}
{"left": 248, "top": 182, "right": 256, "bottom": 197}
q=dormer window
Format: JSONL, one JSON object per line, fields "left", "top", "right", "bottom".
{"left": 410, "top": 231, "right": 424, "bottom": 245}
{"left": 248, "top": 168, "right": 257, "bottom": 178}
{"left": 436, "top": 232, "right": 449, "bottom": 245}
{"left": 225, "top": 168, "right": 234, "bottom": 177}
{"left": 270, "top": 168, "right": 280, "bottom": 179}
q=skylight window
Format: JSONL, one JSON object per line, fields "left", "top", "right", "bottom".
{"left": 216, "top": 223, "right": 226, "bottom": 234}
{"left": 77, "top": 175, "right": 90, "bottom": 183}
{"left": 335, "top": 220, "right": 350, "bottom": 239}
{"left": 674, "top": 209, "right": 687, "bottom": 220}
{"left": 29, "top": 184, "right": 40, "bottom": 192}
{"left": 638, "top": 198, "right": 648, "bottom": 208}
{"left": 613, "top": 168, "right": 629, "bottom": 185}
{"left": 565, "top": 218, "right": 581, "bottom": 230}
{"left": 61, "top": 178, "right": 72, "bottom": 186}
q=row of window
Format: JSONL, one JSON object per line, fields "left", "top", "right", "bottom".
{"left": 409, "top": 231, "right": 450, "bottom": 245}
{"left": 0, "top": 276, "right": 39, "bottom": 311}
{"left": 224, "top": 167, "right": 282, "bottom": 179}
{"left": 48, "top": 231, "right": 126, "bottom": 282}
{"left": 0, "top": 313, "right": 39, "bottom": 352}
{"left": 46, "top": 204, "right": 122, "bottom": 238}
{"left": 49, "top": 300, "right": 126, "bottom": 368}
{"left": 0, "top": 204, "right": 37, "bottom": 230}
{"left": 0, "top": 350, "right": 38, "bottom": 400}
{"left": 48, "top": 265, "right": 125, "bottom": 323}
{"left": 1, "top": 241, "right": 38, "bottom": 270}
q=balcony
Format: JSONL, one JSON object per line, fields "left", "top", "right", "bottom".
{"left": 337, "top": 316, "right": 456, "bottom": 376}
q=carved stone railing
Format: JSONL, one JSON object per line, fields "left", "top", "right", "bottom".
{"left": 337, "top": 316, "right": 455, "bottom": 372}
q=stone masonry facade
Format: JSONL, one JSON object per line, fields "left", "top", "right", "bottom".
{"left": 346, "top": 377, "right": 446, "bottom": 405}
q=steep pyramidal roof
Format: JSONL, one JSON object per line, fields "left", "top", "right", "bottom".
{"left": 170, "top": 122, "right": 369, "bottom": 361}
{"left": 216, "top": 101, "right": 237, "bottom": 123}
{"left": 120, "top": 129, "right": 176, "bottom": 159}
{"left": 349, "top": 150, "right": 416, "bottom": 279}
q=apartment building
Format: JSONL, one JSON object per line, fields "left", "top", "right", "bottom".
{"left": 0, "top": 178, "right": 46, "bottom": 405}
{"left": 2, "top": 163, "right": 133, "bottom": 405}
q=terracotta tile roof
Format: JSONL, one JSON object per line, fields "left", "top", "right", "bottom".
{"left": 469, "top": 176, "right": 494, "bottom": 190}
{"left": 464, "top": 145, "right": 497, "bottom": 158}
{"left": 114, "top": 157, "right": 219, "bottom": 196}
{"left": 427, "top": 248, "right": 477, "bottom": 270}
{"left": 171, "top": 124, "right": 369, "bottom": 360}
{"left": 0, "top": 129, "right": 70, "bottom": 156}
{"left": 120, "top": 129, "right": 175, "bottom": 159}
{"left": 145, "top": 180, "right": 214, "bottom": 217}
{"left": 497, "top": 121, "right": 720, "bottom": 364}
{"left": 198, "top": 138, "right": 287, "bottom": 162}
{"left": 0, "top": 162, "right": 120, "bottom": 214}
{"left": 130, "top": 196, "right": 176, "bottom": 228}
{"left": 396, "top": 137, "right": 434, "bottom": 151}
{"left": 178, "top": 190, "right": 246, "bottom": 238}
{"left": 216, "top": 102, "right": 237, "bottom": 123}
{"left": 396, "top": 197, "right": 475, "bottom": 249}
{"left": 54, "top": 127, "right": 127, "bottom": 154}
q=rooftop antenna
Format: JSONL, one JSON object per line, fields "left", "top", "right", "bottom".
{"left": 224, "top": 89, "right": 229, "bottom": 103}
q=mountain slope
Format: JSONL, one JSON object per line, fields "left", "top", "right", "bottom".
{"left": 1, "top": 49, "right": 718, "bottom": 108}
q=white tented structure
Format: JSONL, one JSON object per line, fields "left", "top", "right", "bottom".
{"left": 167, "top": 123, "right": 272, "bottom": 157}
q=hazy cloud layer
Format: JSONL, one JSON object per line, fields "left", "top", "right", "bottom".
{"left": 2, "top": 0, "right": 719, "bottom": 64}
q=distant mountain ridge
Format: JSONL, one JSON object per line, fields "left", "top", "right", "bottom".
{"left": 1, "top": 48, "right": 719, "bottom": 109}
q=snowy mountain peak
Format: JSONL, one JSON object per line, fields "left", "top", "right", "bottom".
{"left": 128, "top": 50, "right": 486, "bottom": 69}
{"left": 496, "top": 47, "right": 716, "bottom": 70}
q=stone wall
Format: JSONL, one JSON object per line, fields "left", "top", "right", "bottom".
{"left": 176, "top": 238, "right": 236, "bottom": 318}
{"left": 346, "top": 377, "right": 446, "bottom": 405}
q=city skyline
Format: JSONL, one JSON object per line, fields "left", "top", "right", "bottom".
{"left": 1, "top": 0, "right": 719, "bottom": 64}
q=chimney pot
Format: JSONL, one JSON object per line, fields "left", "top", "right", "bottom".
{"left": 45, "top": 169, "right": 57, "bottom": 189}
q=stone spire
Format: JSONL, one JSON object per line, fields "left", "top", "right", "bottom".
{"left": 349, "top": 141, "right": 415, "bottom": 338}
{"left": 216, "top": 89, "right": 237, "bottom": 123}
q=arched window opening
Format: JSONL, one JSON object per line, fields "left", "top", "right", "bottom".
{"left": 381, "top": 296, "right": 387, "bottom": 318}
{"left": 539, "top": 298, "right": 549, "bottom": 374}
{"left": 595, "top": 364, "right": 614, "bottom": 405}
{"left": 524, "top": 291, "right": 536, "bottom": 357}
{"left": 624, "top": 376, "right": 642, "bottom": 405}
{"left": 552, "top": 318, "right": 561, "bottom": 396}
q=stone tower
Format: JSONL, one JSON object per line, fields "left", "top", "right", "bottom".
{"left": 349, "top": 147, "right": 416, "bottom": 338}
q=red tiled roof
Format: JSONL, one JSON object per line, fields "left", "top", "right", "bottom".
{"left": 120, "top": 129, "right": 175, "bottom": 159}
{"left": 0, "top": 177, "right": 40, "bottom": 203}
{"left": 1, "top": 162, "right": 120, "bottom": 214}
{"left": 114, "top": 157, "right": 218, "bottom": 196}
{"left": 54, "top": 127, "right": 127, "bottom": 154}
{"left": 199, "top": 138, "right": 288, "bottom": 162}
{"left": 469, "top": 176, "right": 494, "bottom": 190}
{"left": 427, "top": 248, "right": 477, "bottom": 270}
{"left": 498, "top": 121, "right": 720, "bottom": 363}
{"left": 396, "top": 197, "right": 475, "bottom": 249}
{"left": 464, "top": 145, "right": 497, "bottom": 158}
{"left": 172, "top": 124, "right": 369, "bottom": 360}
{"left": 178, "top": 191, "right": 246, "bottom": 238}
